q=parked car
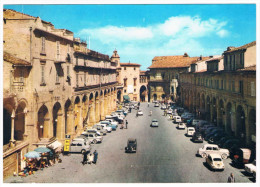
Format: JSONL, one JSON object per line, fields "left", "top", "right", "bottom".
{"left": 100, "top": 121, "right": 117, "bottom": 130}
{"left": 161, "top": 105, "right": 167, "bottom": 110}
{"left": 167, "top": 109, "right": 173, "bottom": 114}
{"left": 244, "top": 160, "right": 256, "bottom": 175}
{"left": 186, "top": 127, "right": 195, "bottom": 136}
{"left": 125, "top": 138, "right": 137, "bottom": 153}
{"left": 70, "top": 140, "right": 91, "bottom": 154}
{"left": 85, "top": 128, "right": 101, "bottom": 136}
{"left": 104, "top": 119, "right": 119, "bottom": 126}
{"left": 79, "top": 133, "right": 103, "bottom": 144}
{"left": 154, "top": 103, "right": 159, "bottom": 107}
{"left": 99, "top": 123, "right": 112, "bottom": 133}
{"left": 150, "top": 119, "right": 159, "bottom": 127}
{"left": 173, "top": 116, "right": 182, "bottom": 123}
{"left": 206, "top": 153, "right": 225, "bottom": 171}
{"left": 137, "top": 110, "right": 143, "bottom": 116}
{"left": 208, "top": 132, "right": 226, "bottom": 144}
{"left": 177, "top": 123, "right": 186, "bottom": 130}
{"left": 216, "top": 136, "right": 234, "bottom": 147}
{"left": 192, "top": 119, "right": 203, "bottom": 127}
{"left": 192, "top": 132, "right": 204, "bottom": 143}
{"left": 197, "top": 144, "right": 229, "bottom": 159}
{"left": 93, "top": 124, "right": 107, "bottom": 135}
{"left": 232, "top": 148, "right": 252, "bottom": 167}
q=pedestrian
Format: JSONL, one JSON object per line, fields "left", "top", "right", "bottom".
{"left": 87, "top": 153, "right": 94, "bottom": 164}
{"left": 82, "top": 151, "right": 87, "bottom": 165}
{"left": 93, "top": 150, "right": 98, "bottom": 164}
{"left": 125, "top": 120, "right": 128, "bottom": 129}
{"left": 227, "top": 173, "right": 235, "bottom": 183}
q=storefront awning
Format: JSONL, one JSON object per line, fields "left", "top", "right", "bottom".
{"left": 48, "top": 140, "right": 62, "bottom": 150}
{"left": 123, "top": 95, "right": 130, "bottom": 101}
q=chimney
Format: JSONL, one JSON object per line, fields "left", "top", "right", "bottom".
{"left": 183, "top": 52, "right": 189, "bottom": 57}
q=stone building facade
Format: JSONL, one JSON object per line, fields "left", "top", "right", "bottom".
{"left": 3, "top": 9, "right": 117, "bottom": 179}
{"left": 179, "top": 41, "right": 256, "bottom": 146}
{"left": 148, "top": 54, "right": 210, "bottom": 103}
{"left": 111, "top": 50, "right": 148, "bottom": 102}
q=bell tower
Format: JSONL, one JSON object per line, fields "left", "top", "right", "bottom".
{"left": 111, "top": 49, "right": 120, "bottom": 68}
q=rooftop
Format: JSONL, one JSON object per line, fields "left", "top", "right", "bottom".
{"left": 224, "top": 41, "right": 256, "bottom": 53}
{"left": 237, "top": 65, "right": 256, "bottom": 72}
{"left": 4, "top": 52, "right": 31, "bottom": 66}
{"left": 120, "top": 62, "right": 141, "bottom": 67}
{"left": 149, "top": 54, "right": 210, "bottom": 69}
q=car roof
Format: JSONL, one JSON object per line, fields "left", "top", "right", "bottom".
{"left": 208, "top": 153, "right": 222, "bottom": 158}
{"left": 128, "top": 138, "right": 136, "bottom": 142}
{"left": 205, "top": 144, "right": 218, "bottom": 147}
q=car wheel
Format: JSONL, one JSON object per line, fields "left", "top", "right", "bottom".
{"left": 93, "top": 139, "right": 97, "bottom": 144}
{"left": 201, "top": 153, "right": 207, "bottom": 158}
{"left": 81, "top": 149, "right": 86, "bottom": 154}
{"left": 221, "top": 153, "right": 228, "bottom": 159}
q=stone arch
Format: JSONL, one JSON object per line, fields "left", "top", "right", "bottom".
{"left": 74, "top": 96, "right": 81, "bottom": 132}
{"left": 218, "top": 99, "right": 224, "bottom": 127}
{"left": 226, "top": 102, "right": 232, "bottom": 134}
{"left": 153, "top": 93, "right": 157, "bottom": 101}
{"left": 248, "top": 109, "right": 256, "bottom": 144}
{"left": 3, "top": 104, "right": 13, "bottom": 145}
{"left": 212, "top": 97, "right": 217, "bottom": 124}
{"left": 14, "top": 101, "right": 27, "bottom": 141}
{"left": 52, "top": 102, "right": 62, "bottom": 138}
{"left": 37, "top": 105, "right": 49, "bottom": 139}
{"left": 236, "top": 105, "right": 246, "bottom": 141}
{"left": 206, "top": 95, "right": 211, "bottom": 121}
{"left": 64, "top": 99, "right": 72, "bottom": 135}
{"left": 117, "top": 90, "right": 122, "bottom": 102}
{"left": 140, "top": 85, "right": 147, "bottom": 102}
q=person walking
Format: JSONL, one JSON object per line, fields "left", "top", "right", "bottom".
{"left": 227, "top": 173, "right": 235, "bottom": 183}
{"left": 93, "top": 150, "right": 98, "bottom": 164}
{"left": 125, "top": 120, "right": 128, "bottom": 129}
{"left": 82, "top": 151, "right": 87, "bottom": 165}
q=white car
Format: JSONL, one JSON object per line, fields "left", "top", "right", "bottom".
{"left": 154, "top": 103, "right": 159, "bottom": 107}
{"left": 85, "top": 128, "right": 101, "bottom": 136}
{"left": 104, "top": 119, "right": 118, "bottom": 127}
{"left": 177, "top": 123, "right": 186, "bottom": 129}
{"left": 186, "top": 127, "right": 195, "bottom": 136}
{"left": 150, "top": 119, "right": 159, "bottom": 127}
{"left": 98, "top": 123, "right": 112, "bottom": 133}
{"left": 244, "top": 160, "right": 256, "bottom": 174}
{"left": 137, "top": 110, "right": 143, "bottom": 116}
{"left": 167, "top": 109, "right": 173, "bottom": 114}
{"left": 173, "top": 116, "right": 182, "bottom": 123}
{"left": 206, "top": 154, "right": 225, "bottom": 171}
{"left": 161, "top": 105, "right": 167, "bottom": 110}
{"left": 197, "top": 144, "right": 229, "bottom": 159}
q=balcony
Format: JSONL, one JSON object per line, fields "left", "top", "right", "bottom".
{"left": 74, "top": 81, "right": 117, "bottom": 92}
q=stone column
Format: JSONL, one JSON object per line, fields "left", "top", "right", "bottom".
{"left": 67, "top": 109, "right": 74, "bottom": 136}
{"left": 104, "top": 95, "right": 108, "bottom": 116}
{"left": 56, "top": 112, "right": 63, "bottom": 141}
{"left": 95, "top": 98, "right": 100, "bottom": 123}
{"left": 10, "top": 110, "right": 16, "bottom": 147}
{"left": 89, "top": 102, "right": 95, "bottom": 126}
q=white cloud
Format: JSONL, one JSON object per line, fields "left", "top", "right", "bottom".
{"left": 77, "top": 15, "right": 229, "bottom": 69}
{"left": 217, "top": 29, "right": 229, "bottom": 38}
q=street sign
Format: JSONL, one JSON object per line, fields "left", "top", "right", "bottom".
{"left": 64, "top": 134, "right": 71, "bottom": 153}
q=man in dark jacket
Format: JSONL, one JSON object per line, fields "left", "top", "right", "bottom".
{"left": 93, "top": 150, "right": 98, "bottom": 164}
{"left": 125, "top": 120, "right": 128, "bottom": 129}
{"left": 227, "top": 173, "right": 235, "bottom": 183}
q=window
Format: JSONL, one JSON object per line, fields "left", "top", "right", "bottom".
{"left": 124, "top": 67, "right": 126, "bottom": 70}
{"left": 221, "top": 80, "right": 223, "bottom": 90}
{"left": 232, "top": 81, "right": 235, "bottom": 92}
{"left": 76, "top": 56, "right": 78, "bottom": 65}
{"left": 206, "top": 147, "right": 212, "bottom": 150}
{"left": 228, "top": 80, "right": 231, "bottom": 91}
{"left": 134, "top": 89, "right": 136, "bottom": 92}
{"left": 134, "top": 78, "right": 137, "bottom": 86}
{"left": 239, "top": 80, "right": 243, "bottom": 95}
{"left": 240, "top": 53, "right": 244, "bottom": 66}
{"left": 124, "top": 79, "right": 127, "bottom": 87}
{"left": 206, "top": 79, "right": 208, "bottom": 87}
{"left": 41, "top": 64, "right": 45, "bottom": 84}
{"left": 41, "top": 37, "right": 45, "bottom": 54}
{"left": 56, "top": 41, "right": 60, "bottom": 60}
{"left": 224, "top": 80, "right": 226, "bottom": 90}
{"left": 84, "top": 58, "right": 86, "bottom": 66}
{"left": 76, "top": 73, "right": 79, "bottom": 87}
{"left": 56, "top": 69, "right": 59, "bottom": 83}
{"left": 251, "top": 82, "right": 255, "bottom": 96}
{"left": 84, "top": 72, "right": 86, "bottom": 85}
{"left": 67, "top": 44, "right": 70, "bottom": 54}
{"left": 19, "top": 69, "right": 24, "bottom": 83}
{"left": 67, "top": 66, "right": 70, "bottom": 77}
{"left": 134, "top": 67, "right": 136, "bottom": 70}
{"left": 124, "top": 89, "right": 126, "bottom": 93}
{"left": 198, "top": 78, "right": 200, "bottom": 86}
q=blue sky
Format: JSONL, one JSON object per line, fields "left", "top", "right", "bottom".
{"left": 4, "top": 4, "right": 256, "bottom": 70}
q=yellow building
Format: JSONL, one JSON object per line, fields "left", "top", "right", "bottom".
{"left": 180, "top": 41, "right": 256, "bottom": 146}
{"left": 148, "top": 53, "right": 210, "bottom": 102}
{"left": 3, "top": 9, "right": 117, "bottom": 179}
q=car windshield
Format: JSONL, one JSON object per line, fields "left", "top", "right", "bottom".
{"left": 213, "top": 158, "right": 222, "bottom": 161}
{"left": 152, "top": 119, "right": 158, "bottom": 122}
{"left": 188, "top": 129, "right": 194, "bottom": 131}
